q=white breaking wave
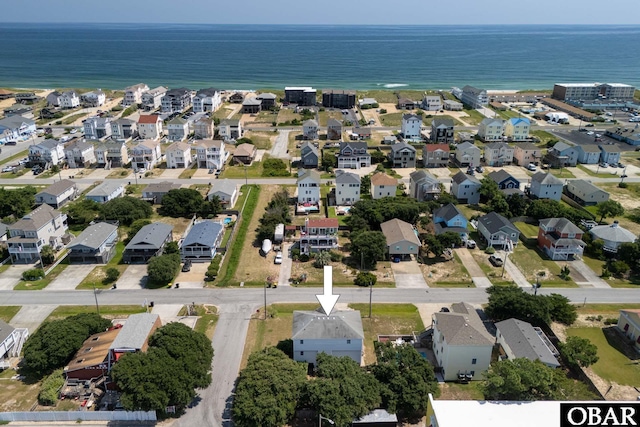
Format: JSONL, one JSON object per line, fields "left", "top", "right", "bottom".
{"left": 382, "top": 83, "right": 408, "bottom": 88}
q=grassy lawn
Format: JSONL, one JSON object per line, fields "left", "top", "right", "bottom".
{"left": 423, "top": 253, "right": 474, "bottom": 287}
{"left": 220, "top": 161, "right": 263, "bottom": 179}
{"left": 581, "top": 253, "right": 640, "bottom": 288}
{"left": 0, "top": 150, "right": 28, "bottom": 166}
{"left": 438, "top": 381, "right": 485, "bottom": 400}
{"left": 461, "top": 108, "right": 486, "bottom": 125}
{"left": 327, "top": 207, "right": 349, "bottom": 226}
{"left": 576, "top": 164, "right": 621, "bottom": 178}
{"left": 513, "top": 221, "right": 539, "bottom": 238}
{"left": 14, "top": 262, "right": 69, "bottom": 291}
{"left": 106, "top": 168, "right": 131, "bottom": 179}
{"left": 76, "top": 242, "right": 127, "bottom": 290}
{"left": 276, "top": 109, "right": 303, "bottom": 125}
{"left": 243, "top": 131, "right": 275, "bottom": 150}
{"left": 378, "top": 112, "right": 403, "bottom": 126}
{"left": 577, "top": 303, "right": 640, "bottom": 315}
{"left": 0, "top": 306, "right": 20, "bottom": 322}
{"left": 349, "top": 303, "right": 425, "bottom": 365}
{"left": 567, "top": 327, "right": 640, "bottom": 387}
{"left": 0, "top": 368, "right": 40, "bottom": 412}
{"left": 217, "top": 185, "right": 261, "bottom": 286}
{"left": 178, "top": 304, "right": 218, "bottom": 340}
{"left": 61, "top": 113, "right": 86, "bottom": 125}
{"left": 212, "top": 104, "right": 239, "bottom": 121}
{"left": 124, "top": 184, "right": 145, "bottom": 195}
{"left": 178, "top": 164, "right": 197, "bottom": 179}
{"left": 249, "top": 109, "right": 278, "bottom": 125}
{"left": 318, "top": 110, "right": 344, "bottom": 126}
{"left": 0, "top": 264, "right": 10, "bottom": 274}
{"left": 509, "top": 240, "right": 577, "bottom": 287}
{"left": 547, "top": 168, "right": 576, "bottom": 179}
{"left": 489, "top": 107, "right": 521, "bottom": 120}
{"left": 46, "top": 305, "right": 147, "bottom": 321}
{"left": 531, "top": 130, "right": 558, "bottom": 146}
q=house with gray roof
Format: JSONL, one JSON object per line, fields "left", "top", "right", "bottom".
{"left": 529, "top": 172, "right": 563, "bottom": 201}
{"left": 576, "top": 144, "right": 601, "bottom": 164}
{"left": 337, "top": 141, "right": 370, "bottom": 169}
{"left": 167, "top": 117, "right": 189, "bottom": 142}
{"left": 454, "top": 141, "right": 481, "bottom": 167}
{"left": 433, "top": 204, "right": 468, "bottom": 240}
{"left": 431, "top": 118, "right": 454, "bottom": 144}
{"left": 380, "top": 219, "right": 421, "bottom": 260}
{"left": 495, "top": 318, "right": 560, "bottom": 368}
{"left": 450, "top": 171, "right": 481, "bottom": 204}
{"left": 334, "top": 170, "right": 361, "bottom": 205}
{"left": 108, "top": 313, "right": 162, "bottom": 368}
{"left": 431, "top": 302, "right": 493, "bottom": 381}
{"left": 589, "top": 221, "right": 636, "bottom": 253}
{"left": 546, "top": 141, "right": 579, "bottom": 167}
{"left": 0, "top": 319, "right": 28, "bottom": 368}
{"left": 599, "top": 144, "right": 621, "bottom": 165}
{"left": 241, "top": 97, "right": 262, "bottom": 114}
{"left": 255, "top": 92, "right": 277, "bottom": 109}
{"left": 300, "top": 141, "right": 319, "bottom": 168}
{"left": 35, "top": 179, "right": 78, "bottom": 209}
{"left": 123, "top": 222, "right": 173, "bottom": 264}
{"left": 326, "top": 118, "right": 342, "bottom": 140}
{"left": 85, "top": 181, "right": 125, "bottom": 204}
{"left": 64, "top": 140, "right": 96, "bottom": 169}
{"left": 68, "top": 222, "right": 119, "bottom": 264}
{"left": 388, "top": 141, "right": 417, "bottom": 168}
{"left": 207, "top": 179, "right": 238, "bottom": 208}
{"left": 477, "top": 212, "right": 519, "bottom": 249}
{"left": 303, "top": 119, "right": 319, "bottom": 140}
{"left": 141, "top": 181, "right": 181, "bottom": 204}
{"left": 483, "top": 141, "right": 514, "bottom": 166}
{"left": 565, "top": 179, "right": 610, "bottom": 206}
{"left": 181, "top": 220, "right": 224, "bottom": 262}
{"left": 7, "top": 204, "right": 69, "bottom": 264}
{"left": 538, "top": 218, "right": 585, "bottom": 260}
{"left": 409, "top": 170, "right": 440, "bottom": 201}
{"left": 488, "top": 170, "right": 522, "bottom": 196}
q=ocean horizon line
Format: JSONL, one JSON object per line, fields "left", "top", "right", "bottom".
{"left": 1, "top": 22, "right": 639, "bottom": 27}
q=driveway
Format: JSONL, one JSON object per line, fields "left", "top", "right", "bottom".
{"left": 270, "top": 130, "right": 291, "bottom": 159}
{"left": 0, "top": 265, "right": 32, "bottom": 291}
{"left": 502, "top": 253, "right": 532, "bottom": 288}
{"left": 174, "top": 262, "right": 207, "bottom": 289}
{"left": 10, "top": 305, "right": 58, "bottom": 331}
{"left": 390, "top": 259, "right": 428, "bottom": 288}
{"left": 564, "top": 259, "right": 611, "bottom": 288}
{"left": 46, "top": 264, "right": 94, "bottom": 290}
{"left": 161, "top": 168, "right": 185, "bottom": 179}
{"left": 277, "top": 243, "right": 293, "bottom": 287}
{"left": 118, "top": 265, "right": 148, "bottom": 289}
{"left": 454, "top": 248, "right": 492, "bottom": 288}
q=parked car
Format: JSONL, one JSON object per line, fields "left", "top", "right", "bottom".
{"left": 599, "top": 162, "right": 608, "bottom": 168}
{"left": 489, "top": 254, "right": 504, "bottom": 267}
{"left": 526, "top": 163, "right": 537, "bottom": 171}
{"left": 2, "top": 166, "right": 14, "bottom": 173}
{"left": 585, "top": 123, "right": 595, "bottom": 127}
{"left": 274, "top": 251, "right": 283, "bottom": 265}
{"left": 181, "top": 260, "right": 192, "bottom": 272}
{"left": 466, "top": 239, "right": 477, "bottom": 249}
{"left": 475, "top": 165, "right": 484, "bottom": 173}
{"left": 617, "top": 163, "right": 625, "bottom": 168}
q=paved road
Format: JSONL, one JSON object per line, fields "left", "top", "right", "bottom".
{"left": 172, "top": 303, "right": 255, "bottom": 427}
{"left": 270, "top": 130, "right": 291, "bottom": 159}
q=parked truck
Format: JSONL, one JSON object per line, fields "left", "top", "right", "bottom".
{"left": 274, "top": 223, "right": 284, "bottom": 243}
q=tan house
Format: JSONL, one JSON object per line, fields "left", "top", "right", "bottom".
{"left": 371, "top": 172, "right": 398, "bottom": 199}
{"left": 380, "top": 218, "right": 421, "bottom": 260}
{"left": 194, "top": 117, "right": 214, "bottom": 139}
{"left": 513, "top": 142, "right": 542, "bottom": 166}
{"left": 617, "top": 309, "right": 640, "bottom": 351}
{"left": 232, "top": 143, "right": 257, "bottom": 165}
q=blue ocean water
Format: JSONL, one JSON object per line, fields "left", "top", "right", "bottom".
{"left": 1, "top": 23, "right": 639, "bottom": 90}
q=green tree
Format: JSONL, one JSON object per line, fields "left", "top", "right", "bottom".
{"left": 233, "top": 348, "right": 307, "bottom": 427}
{"left": 360, "top": 175, "right": 371, "bottom": 195}
{"left": 40, "top": 245, "right": 55, "bottom": 265}
{"left": 303, "top": 353, "right": 382, "bottom": 427}
{"left": 437, "top": 231, "right": 462, "bottom": 249}
{"left": 370, "top": 150, "right": 387, "bottom": 164}
{"left": 596, "top": 200, "right": 624, "bottom": 222}
{"left": 350, "top": 231, "right": 387, "bottom": 268}
{"left": 479, "top": 176, "right": 500, "bottom": 203}
{"left": 506, "top": 193, "right": 529, "bottom": 217}
{"left": 147, "top": 253, "right": 181, "bottom": 285}
{"left": 159, "top": 188, "right": 205, "bottom": 218}
{"left": 126, "top": 219, "right": 152, "bottom": 244}
{"left": 485, "top": 286, "right": 576, "bottom": 326}
{"left": 546, "top": 293, "right": 577, "bottom": 325}
{"left": 482, "top": 358, "right": 566, "bottom": 400}
{"left": 322, "top": 152, "right": 337, "bottom": 171}
{"left": 558, "top": 336, "right": 599, "bottom": 368}
{"left": 100, "top": 196, "right": 152, "bottom": 226}
{"left": 105, "top": 267, "right": 120, "bottom": 283}
{"left": 163, "top": 241, "right": 180, "bottom": 255}
{"left": 64, "top": 199, "right": 101, "bottom": 228}
{"left": 422, "top": 234, "right": 444, "bottom": 257}
{"left": 313, "top": 251, "right": 331, "bottom": 268}
{"left": 372, "top": 342, "right": 438, "bottom": 420}
{"left": 354, "top": 271, "right": 377, "bottom": 287}
{"left": 617, "top": 241, "right": 640, "bottom": 272}
{"left": 0, "top": 186, "right": 37, "bottom": 219}
{"left": 488, "top": 194, "right": 510, "bottom": 217}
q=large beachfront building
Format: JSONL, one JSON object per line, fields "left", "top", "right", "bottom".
{"left": 552, "top": 82, "right": 636, "bottom": 102}
{"left": 284, "top": 87, "right": 317, "bottom": 106}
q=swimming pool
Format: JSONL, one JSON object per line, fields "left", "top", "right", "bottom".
{"left": 223, "top": 218, "right": 232, "bottom": 225}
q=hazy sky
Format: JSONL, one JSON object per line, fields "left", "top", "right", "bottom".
{"left": 3, "top": 0, "right": 640, "bottom": 25}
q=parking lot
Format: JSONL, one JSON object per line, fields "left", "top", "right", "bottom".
{"left": 552, "top": 129, "right": 636, "bottom": 152}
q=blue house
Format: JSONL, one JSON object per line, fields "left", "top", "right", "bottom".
{"left": 433, "top": 203, "right": 469, "bottom": 240}
{"left": 488, "top": 170, "right": 523, "bottom": 196}
{"left": 599, "top": 144, "right": 621, "bottom": 165}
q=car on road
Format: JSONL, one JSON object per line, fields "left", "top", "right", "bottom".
{"left": 585, "top": 123, "right": 595, "bottom": 127}
{"left": 489, "top": 254, "right": 504, "bottom": 267}
{"left": 526, "top": 163, "right": 537, "bottom": 171}
{"left": 274, "top": 251, "right": 283, "bottom": 265}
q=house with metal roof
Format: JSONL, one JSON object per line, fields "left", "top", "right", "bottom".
{"left": 68, "top": 222, "right": 118, "bottom": 264}
{"left": 108, "top": 313, "right": 162, "bottom": 368}
{"left": 529, "top": 172, "right": 563, "bottom": 201}
{"left": 409, "top": 170, "right": 440, "bottom": 201}
{"left": 450, "top": 171, "right": 481, "bottom": 204}
{"left": 431, "top": 302, "right": 493, "bottom": 381}
{"left": 300, "top": 218, "right": 339, "bottom": 254}
{"left": 565, "top": 179, "right": 610, "bottom": 206}
{"left": 504, "top": 117, "right": 531, "bottom": 141}
{"left": 207, "top": 179, "right": 238, "bottom": 208}
{"left": 123, "top": 222, "right": 173, "bottom": 264}
{"left": 181, "top": 220, "right": 224, "bottom": 262}
{"left": 35, "top": 179, "right": 78, "bottom": 209}
{"left": 537, "top": 218, "right": 585, "bottom": 260}
{"left": 380, "top": 218, "right": 421, "bottom": 260}
{"left": 589, "top": 221, "right": 636, "bottom": 253}
{"left": 477, "top": 212, "right": 519, "bottom": 249}
{"left": 433, "top": 204, "right": 468, "bottom": 240}
{"left": 85, "top": 181, "right": 125, "bottom": 204}
{"left": 495, "top": 318, "right": 560, "bottom": 368}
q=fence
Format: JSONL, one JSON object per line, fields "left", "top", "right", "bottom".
{"left": 561, "top": 193, "right": 597, "bottom": 220}
{"left": 216, "top": 209, "right": 241, "bottom": 255}
{"left": 0, "top": 410, "right": 156, "bottom": 422}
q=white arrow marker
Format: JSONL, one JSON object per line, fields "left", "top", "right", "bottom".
{"left": 316, "top": 265, "right": 340, "bottom": 315}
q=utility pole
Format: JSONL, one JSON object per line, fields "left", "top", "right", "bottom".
{"left": 369, "top": 282, "right": 373, "bottom": 318}
{"left": 263, "top": 280, "right": 267, "bottom": 320}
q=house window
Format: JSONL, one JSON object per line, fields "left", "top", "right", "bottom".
{"left": 472, "top": 358, "right": 477, "bottom": 365}
{"left": 300, "top": 340, "right": 304, "bottom": 344}
{"left": 300, "top": 351, "right": 304, "bottom": 356}
{"left": 470, "top": 370, "right": 475, "bottom": 376}
{"left": 347, "top": 339, "right": 351, "bottom": 344}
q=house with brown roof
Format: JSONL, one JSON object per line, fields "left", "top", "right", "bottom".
{"left": 137, "top": 114, "right": 163, "bottom": 140}
{"left": 35, "top": 179, "right": 79, "bottom": 209}
{"left": 64, "top": 328, "right": 121, "bottom": 381}
{"left": 371, "top": 172, "right": 398, "bottom": 199}
{"left": 142, "top": 181, "right": 181, "bottom": 204}
{"left": 397, "top": 97, "right": 417, "bottom": 110}
{"left": 300, "top": 218, "right": 339, "bottom": 254}
{"left": 513, "top": 142, "right": 542, "bottom": 166}
{"left": 423, "top": 144, "right": 450, "bottom": 168}
{"left": 232, "top": 143, "right": 257, "bottom": 165}
{"left": 380, "top": 218, "right": 421, "bottom": 260}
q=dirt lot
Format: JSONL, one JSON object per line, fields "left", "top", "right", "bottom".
{"left": 420, "top": 254, "right": 472, "bottom": 286}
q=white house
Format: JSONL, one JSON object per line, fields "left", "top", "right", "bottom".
{"left": 483, "top": 142, "right": 514, "bottom": 167}
{"left": 337, "top": 142, "right": 370, "bottom": 170}
{"left": 529, "top": 172, "right": 563, "bottom": 201}
{"left": 303, "top": 119, "right": 319, "bottom": 140}
{"left": 504, "top": 117, "right": 530, "bottom": 141}
{"left": 0, "top": 319, "right": 28, "bottom": 367}
{"left": 297, "top": 169, "right": 321, "bottom": 203}
{"left": 617, "top": 309, "right": 640, "bottom": 351}
{"left": 432, "top": 302, "right": 493, "bottom": 381}
{"left": 180, "top": 220, "right": 224, "bottom": 263}
{"left": 195, "top": 140, "right": 228, "bottom": 170}
{"left": 83, "top": 115, "right": 112, "bottom": 140}
{"left": 35, "top": 179, "right": 78, "bottom": 209}
{"left": 0, "top": 116, "right": 36, "bottom": 144}
{"left": 85, "top": 181, "right": 125, "bottom": 204}
{"left": 454, "top": 142, "right": 481, "bottom": 167}
{"left": 80, "top": 90, "right": 106, "bottom": 107}
{"left": 218, "top": 119, "right": 242, "bottom": 140}
{"left": 370, "top": 172, "right": 397, "bottom": 199}
{"left": 478, "top": 118, "right": 504, "bottom": 141}
{"left": 421, "top": 95, "right": 442, "bottom": 111}
{"left": 110, "top": 118, "right": 137, "bottom": 141}
{"left": 7, "top": 204, "right": 69, "bottom": 264}
{"left": 165, "top": 141, "right": 192, "bottom": 169}
{"left": 334, "top": 170, "right": 360, "bottom": 206}
{"left": 141, "top": 86, "right": 167, "bottom": 110}
{"left": 207, "top": 179, "right": 238, "bottom": 208}
{"left": 123, "top": 83, "right": 149, "bottom": 106}
{"left": 131, "top": 140, "right": 162, "bottom": 171}
{"left": 59, "top": 91, "right": 80, "bottom": 109}
{"left": 166, "top": 117, "right": 189, "bottom": 142}
{"left": 450, "top": 171, "right": 481, "bottom": 204}
{"left": 589, "top": 221, "right": 636, "bottom": 253}
{"left": 300, "top": 218, "right": 339, "bottom": 254}
{"left": 64, "top": 141, "right": 96, "bottom": 169}
{"left": 401, "top": 114, "right": 422, "bottom": 139}
{"left": 193, "top": 88, "right": 222, "bottom": 113}
{"left": 28, "top": 140, "right": 65, "bottom": 168}
{"left": 137, "top": 114, "right": 163, "bottom": 140}
{"left": 495, "top": 318, "right": 560, "bottom": 368}
{"left": 460, "top": 85, "right": 488, "bottom": 108}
